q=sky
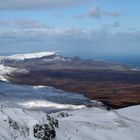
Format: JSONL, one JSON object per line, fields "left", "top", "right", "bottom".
{"left": 0, "top": 0, "right": 140, "bottom": 59}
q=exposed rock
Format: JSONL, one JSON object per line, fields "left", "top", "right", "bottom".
{"left": 8, "top": 117, "right": 20, "bottom": 130}
{"left": 33, "top": 115, "right": 58, "bottom": 140}
{"left": 33, "top": 124, "right": 56, "bottom": 140}
{"left": 57, "top": 112, "right": 71, "bottom": 118}
{"left": 47, "top": 115, "right": 59, "bottom": 128}
{"left": 8, "top": 117, "right": 29, "bottom": 139}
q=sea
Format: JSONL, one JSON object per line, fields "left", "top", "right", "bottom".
{"left": 87, "top": 55, "right": 140, "bottom": 68}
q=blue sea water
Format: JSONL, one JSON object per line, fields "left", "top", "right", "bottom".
{"left": 0, "top": 53, "right": 15, "bottom": 56}
{"left": 95, "top": 56, "right": 140, "bottom": 68}
{"left": 61, "top": 52, "right": 140, "bottom": 68}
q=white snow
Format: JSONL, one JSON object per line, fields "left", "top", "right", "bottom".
{"left": 0, "top": 65, "right": 27, "bottom": 81}
{"left": 19, "top": 100, "right": 85, "bottom": 110}
{"left": 0, "top": 105, "right": 139, "bottom": 140}
{"left": 4, "top": 51, "right": 56, "bottom": 60}
{"left": 0, "top": 107, "right": 48, "bottom": 140}
{"left": 0, "top": 80, "right": 90, "bottom": 112}
{"left": 53, "top": 105, "right": 140, "bottom": 140}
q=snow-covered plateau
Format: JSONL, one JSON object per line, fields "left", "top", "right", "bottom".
{"left": 0, "top": 52, "right": 56, "bottom": 61}
{"left": 0, "top": 56, "right": 140, "bottom": 140}
{"left": 0, "top": 51, "right": 67, "bottom": 64}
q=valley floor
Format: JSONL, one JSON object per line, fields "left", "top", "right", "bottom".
{"left": 9, "top": 69, "right": 140, "bottom": 109}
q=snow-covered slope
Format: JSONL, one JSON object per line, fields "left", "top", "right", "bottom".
{"left": 0, "top": 105, "right": 139, "bottom": 140}
{"left": 0, "top": 80, "right": 92, "bottom": 112}
{"left": 0, "top": 64, "right": 105, "bottom": 112}
{"left": 53, "top": 105, "right": 140, "bottom": 140}
{"left": 1, "top": 52, "right": 56, "bottom": 61}
{"left": 0, "top": 65, "right": 27, "bottom": 81}
{"left": 0, "top": 107, "right": 50, "bottom": 140}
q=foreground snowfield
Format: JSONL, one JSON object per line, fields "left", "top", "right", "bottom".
{"left": 55, "top": 105, "right": 140, "bottom": 140}
{"left": 0, "top": 105, "right": 139, "bottom": 140}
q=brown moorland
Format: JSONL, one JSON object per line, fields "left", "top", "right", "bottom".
{"left": 7, "top": 68, "right": 140, "bottom": 109}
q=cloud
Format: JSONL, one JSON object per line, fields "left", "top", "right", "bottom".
{"left": 89, "top": 6, "right": 121, "bottom": 18}
{"left": 0, "top": 27, "right": 89, "bottom": 42}
{"left": 104, "top": 12, "right": 121, "bottom": 17}
{"left": 89, "top": 6, "right": 101, "bottom": 18}
{"left": 127, "top": 27, "right": 136, "bottom": 31}
{"left": 0, "top": 0, "right": 86, "bottom": 10}
{"left": 1, "top": 23, "right": 140, "bottom": 56}
{"left": 75, "top": 6, "right": 121, "bottom": 19}
{"left": 0, "top": 19, "right": 43, "bottom": 28}
{"left": 0, "top": 24, "right": 139, "bottom": 43}
{"left": 111, "top": 22, "right": 120, "bottom": 28}
{"left": 101, "top": 22, "right": 120, "bottom": 31}
{"left": 0, "top": 18, "right": 138, "bottom": 45}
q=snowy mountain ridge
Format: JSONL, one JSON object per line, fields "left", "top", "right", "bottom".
{"left": 1, "top": 51, "right": 57, "bottom": 61}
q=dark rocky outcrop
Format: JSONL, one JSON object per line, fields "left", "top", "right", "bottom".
{"left": 33, "top": 116, "right": 58, "bottom": 140}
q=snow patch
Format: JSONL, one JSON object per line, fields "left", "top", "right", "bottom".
{"left": 19, "top": 100, "right": 85, "bottom": 110}
{"left": 4, "top": 51, "right": 56, "bottom": 60}
{"left": 0, "top": 65, "right": 28, "bottom": 81}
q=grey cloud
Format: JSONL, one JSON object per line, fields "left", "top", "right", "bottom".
{"left": 52, "top": 14, "right": 66, "bottom": 19}
{"left": 127, "top": 27, "right": 136, "bottom": 31}
{"left": 89, "top": 6, "right": 121, "bottom": 18}
{"left": 0, "top": 27, "right": 90, "bottom": 42}
{"left": 112, "top": 22, "right": 120, "bottom": 28}
{"left": 115, "top": 31, "right": 140, "bottom": 42}
{"left": 1, "top": 26, "right": 140, "bottom": 58}
{"left": 89, "top": 6, "right": 101, "bottom": 18}
{"left": 104, "top": 12, "right": 121, "bottom": 17}
{"left": 0, "top": 19, "right": 44, "bottom": 28}
{"left": 73, "top": 14, "right": 87, "bottom": 19}
{"left": 0, "top": 26, "right": 139, "bottom": 43}
{"left": 75, "top": 6, "right": 121, "bottom": 19}
{"left": 101, "top": 22, "right": 120, "bottom": 31}
{"left": 0, "top": 0, "right": 86, "bottom": 10}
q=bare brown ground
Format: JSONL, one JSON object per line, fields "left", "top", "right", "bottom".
{"left": 8, "top": 69, "right": 140, "bottom": 109}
